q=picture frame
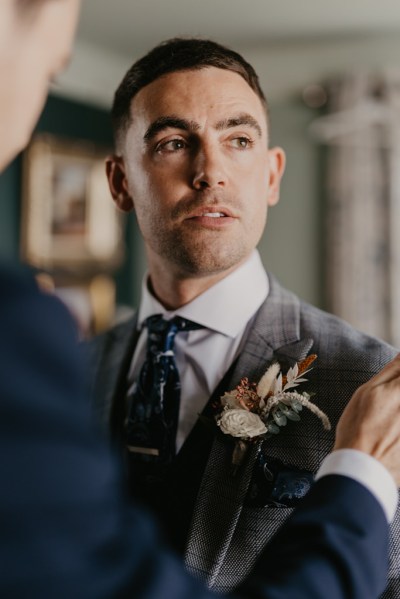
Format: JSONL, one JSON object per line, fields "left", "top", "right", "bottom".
{"left": 21, "top": 134, "right": 124, "bottom": 271}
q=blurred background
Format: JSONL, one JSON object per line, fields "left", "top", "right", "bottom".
{"left": 2, "top": 0, "right": 400, "bottom": 342}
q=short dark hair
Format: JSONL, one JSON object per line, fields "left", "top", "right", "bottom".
{"left": 112, "top": 37, "right": 269, "bottom": 149}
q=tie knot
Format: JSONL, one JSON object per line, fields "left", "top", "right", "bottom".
{"left": 145, "top": 314, "right": 202, "bottom": 352}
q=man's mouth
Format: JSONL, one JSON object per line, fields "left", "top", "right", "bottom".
{"left": 184, "top": 205, "right": 239, "bottom": 229}
{"left": 184, "top": 208, "right": 237, "bottom": 228}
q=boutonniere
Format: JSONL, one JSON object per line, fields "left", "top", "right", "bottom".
{"left": 216, "top": 354, "right": 331, "bottom": 472}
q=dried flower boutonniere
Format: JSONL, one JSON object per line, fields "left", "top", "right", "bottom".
{"left": 216, "top": 354, "right": 331, "bottom": 472}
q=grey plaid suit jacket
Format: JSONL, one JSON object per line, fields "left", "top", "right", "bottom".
{"left": 86, "top": 273, "right": 400, "bottom": 597}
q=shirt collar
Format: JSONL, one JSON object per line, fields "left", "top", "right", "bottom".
{"left": 137, "top": 250, "right": 269, "bottom": 338}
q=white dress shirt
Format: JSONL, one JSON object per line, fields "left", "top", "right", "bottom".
{"left": 128, "top": 249, "right": 398, "bottom": 523}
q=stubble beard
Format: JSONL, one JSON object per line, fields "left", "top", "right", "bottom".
{"left": 150, "top": 224, "right": 253, "bottom": 277}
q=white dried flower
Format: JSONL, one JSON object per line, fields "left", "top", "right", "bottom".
{"left": 273, "top": 373, "right": 283, "bottom": 394}
{"left": 256, "top": 362, "right": 281, "bottom": 399}
{"left": 218, "top": 409, "right": 267, "bottom": 439}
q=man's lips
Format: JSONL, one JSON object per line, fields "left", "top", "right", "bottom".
{"left": 184, "top": 208, "right": 237, "bottom": 228}
{"left": 185, "top": 206, "right": 237, "bottom": 224}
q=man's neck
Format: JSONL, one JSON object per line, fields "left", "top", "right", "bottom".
{"left": 147, "top": 260, "right": 246, "bottom": 310}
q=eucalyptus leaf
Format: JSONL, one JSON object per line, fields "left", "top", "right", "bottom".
{"left": 272, "top": 410, "right": 287, "bottom": 427}
{"left": 267, "top": 422, "right": 281, "bottom": 434}
{"left": 290, "top": 399, "right": 303, "bottom": 413}
{"left": 285, "top": 409, "right": 301, "bottom": 422}
{"left": 279, "top": 403, "right": 301, "bottom": 421}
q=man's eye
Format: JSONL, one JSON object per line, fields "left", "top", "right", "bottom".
{"left": 231, "top": 137, "right": 254, "bottom": 149}
{"left": 156, "top": 139, "right": 187, "bottom": 153}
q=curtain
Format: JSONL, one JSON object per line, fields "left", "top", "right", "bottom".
{"left": 310, "top": 70, "right": 400, "bottom": 346}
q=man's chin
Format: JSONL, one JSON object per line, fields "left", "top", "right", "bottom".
{"left": 169, "top": 248, "right": 249, "bottom": 278}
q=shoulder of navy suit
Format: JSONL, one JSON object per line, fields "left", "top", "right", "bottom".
{"left": 0, "top": 262, "right": 123, "bottom": 596}
{"left": 0, "top": 260, "right": 39, "bottom": 295}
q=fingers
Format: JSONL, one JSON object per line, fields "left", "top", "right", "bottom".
{"left": 334, "top": 355, "right": 400, "bottom": 483}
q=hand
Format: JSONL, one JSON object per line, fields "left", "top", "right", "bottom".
{"left": 334, "top": 354, "right": 400, "bottom": 485}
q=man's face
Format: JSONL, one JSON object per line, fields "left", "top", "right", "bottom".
{"left": 0, "top": 0, "right": 80, "bottom": 171}
{"left": 110, "top": 67, "right": 285, "bottom": 279}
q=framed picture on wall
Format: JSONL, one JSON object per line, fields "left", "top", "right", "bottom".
{"left": 21, "top": 134, "right": 124, "bottom": 271}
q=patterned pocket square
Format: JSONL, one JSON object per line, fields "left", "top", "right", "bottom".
{"left": 245, "top": 453, "right": 314, "bottom": 508}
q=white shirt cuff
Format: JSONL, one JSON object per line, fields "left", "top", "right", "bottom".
{"left": 316, "top": 449, "right": 398, "bottom": 523}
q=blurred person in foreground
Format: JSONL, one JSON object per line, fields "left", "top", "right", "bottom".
{"left": 1, "top": 2, "right": 400, "bottom": 599}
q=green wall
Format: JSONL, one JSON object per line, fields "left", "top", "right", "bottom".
{"left": 259, "top": 98, "right": 325, "bottom": 309}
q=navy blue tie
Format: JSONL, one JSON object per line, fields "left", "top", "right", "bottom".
{"left": 126, "top": 314, "right": 201, "bottom": 465}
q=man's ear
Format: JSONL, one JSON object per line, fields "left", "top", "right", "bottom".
{"left": 105, "top": 155, "right": 134, "bottom": 213}
{"left": 266, "top": 147, "right": 286, "bottom": 207}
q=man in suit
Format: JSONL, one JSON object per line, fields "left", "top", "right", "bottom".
{"left": 1, "top": 3, "right": 400, "bottom": 598}
{"left": 88, "top": 38, "right": 400, "bottom": 596}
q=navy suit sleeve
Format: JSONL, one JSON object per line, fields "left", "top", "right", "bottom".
{"left": 0, "top": 265, "right": 389, "bottom": 599}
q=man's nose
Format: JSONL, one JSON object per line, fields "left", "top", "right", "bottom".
{"left": 191, "top": 144, "right": 227, "bottom": 190}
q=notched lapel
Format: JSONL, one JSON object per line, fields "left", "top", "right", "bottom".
{"left": 274, "top": 337, "right": 315, "bottom": 368}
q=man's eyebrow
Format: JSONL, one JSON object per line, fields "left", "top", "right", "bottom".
{"left": 144, "top": 116, "right": 200, "bottom": 143}
{"left": 215, "top": 114, "right": 262, "bottom": 137}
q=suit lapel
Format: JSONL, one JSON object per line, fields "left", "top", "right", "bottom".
{"left": 91, "top": 314, "right": 139, "bottom": 439}
{"left": 230, "top": 273, "right": 314, "bottom": 386}
{"left": 185, "top": 274, "right": 314, "bottom": 586}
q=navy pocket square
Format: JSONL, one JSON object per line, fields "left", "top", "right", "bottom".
{"left": 245, "top": 453, "right": 314, "bottom": 508}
